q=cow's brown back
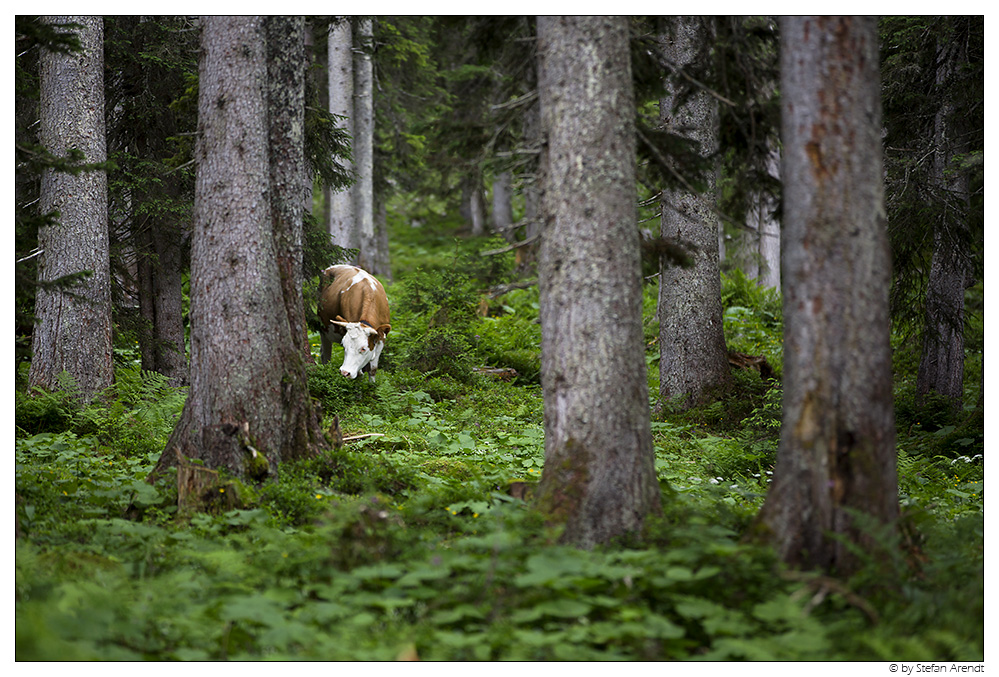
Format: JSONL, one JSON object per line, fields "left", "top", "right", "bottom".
{"left": 318, "top": 265, "right": 390, "bottom": 336}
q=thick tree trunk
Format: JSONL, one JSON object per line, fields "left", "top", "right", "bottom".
{"left": 534, "top": 16, "right": 662, "bottom": 548}
{"left": 917, "top": 229, "right": 969, "bottom": 411}
{"left": 152, "top": 16, "right": 326, "bottom": 482}
{"left": 326, "top": 18, "right": 356, "bottom": 254}
{"left": 755, "top": 16, "right": 898, "bottom": 576}
{"left": 29, "top": 15, "right": 113, "bottom": 403}
{"left": 657, "top": 16, "right": 731, "bottom": 409}
{"left": 916, "top": 27, "right": 972, "bottom": 414}
{"left": 266, "top": 16, "right": 311, "bottom": 357}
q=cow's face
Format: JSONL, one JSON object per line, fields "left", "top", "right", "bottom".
{"left": 336, "top": 322, "right": 385, "bottom": 380}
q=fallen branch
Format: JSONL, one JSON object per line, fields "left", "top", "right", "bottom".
{"left": 342, "top": 433, "right": 385, "bottom": 443}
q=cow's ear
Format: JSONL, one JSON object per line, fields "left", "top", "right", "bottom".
{"left": 377, "top": 323, "right": 391, "bottom": 336}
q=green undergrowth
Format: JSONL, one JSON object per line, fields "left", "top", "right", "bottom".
{"left": 14, "top": 414, "right": 982, "bottom": 660}
{"left": 15, "top": 238, "right": 983, "bottom": 661}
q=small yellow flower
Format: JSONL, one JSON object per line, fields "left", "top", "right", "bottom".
{"left": 219, "top": 488, "right": 225, "bottom": 493}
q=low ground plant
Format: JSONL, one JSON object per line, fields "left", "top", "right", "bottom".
{"left": 14, "top": 235, "right": 983, "bottom": 661}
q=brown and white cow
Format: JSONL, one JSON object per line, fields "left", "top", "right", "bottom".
{"left": 317, "top": 264, "right": 391, "bottom": 382}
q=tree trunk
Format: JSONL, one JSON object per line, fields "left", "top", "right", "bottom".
{"left": 138, "top": 218, "right": 188, "bottom": 386}
{"left": 374, "top": 194, "right": 392, "bottom": 282}
{"left": 105, "top": 16, "right": 191, "bottom": 387}
{"left": 757, "top": 142, "right": 781, "bottom": 290}
{"left": 657, "top": 16, "right": 731, "bottom": 409}
{"left": 755, "top": 16, "right": 898, "bottom": 576}
{"left": 517, "top": 60, "right": 542, "bottom": 272}
{"left": 266, "top": 16, "right": 311, "bottom": 357}
{"left": 534, "top": 15, "right": 662, "bottom": 549}
{"left": 461, "top": 175, "right": 487, "bottom": 236}
{"left": 492, "top": 171, "right": 514, "bottom": 241}
{"left": 916, "top": 24, "right": 973, "bottom": 415}
{"left": 152, "top": 16, "right": 326, "bottom": 482}
{"left": 29, "top": 15, "right": 114, "bottom": 403}
{"left": 136, "top": 199, "right": 188, "bottom": 386}
{"left": 326, "top": 18, "right": 356, "bottom": 254}
{"left": 149, "top": 218, "right": 189, "bottom": 384}
{"left": 741, "top": 140, "right": 781, "bottom": 289}
{"left": 353, "top": 19, "right": 378, "bottom": 273}
{"left": 740, "top": 220, "right": 760, "bottom": 280}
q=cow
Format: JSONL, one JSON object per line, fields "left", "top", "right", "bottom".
{"left": 317, "top": 264, "right": 391, "bottom": 382}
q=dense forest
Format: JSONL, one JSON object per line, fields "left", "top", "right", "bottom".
{"left": 15, "top": 16, "right": 983, "bottom": 661}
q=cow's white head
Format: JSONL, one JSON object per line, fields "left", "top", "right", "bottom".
{"left": 330, "top": 318, "right": 390, "bottom": 381}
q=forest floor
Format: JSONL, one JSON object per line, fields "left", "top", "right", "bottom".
{"left": 15, "top": 220, "right": 984, "bottom": 661}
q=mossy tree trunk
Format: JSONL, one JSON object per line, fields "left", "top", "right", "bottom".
{"left": 656, "top": 16, "right": 731, "bottom": 410}
{"left": 29, "top": 15, "right": 113, "bottom": 403}
{"left": 151, "top": 16, "right": 326, "bottom": 482}
{"left": 533, "top": 15, "right": 662, "bottom": 548}
{"left": 754, "top": 16, "right": 898, "bottom": 575}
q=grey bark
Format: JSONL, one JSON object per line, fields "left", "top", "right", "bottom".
{"left": 492, "top": 171, "right": 514, "bottom": 240}
{"left": 740, "top": 221, "right": 759, "bottom": 280}
{"left": 916, "top": 29, "right": 973, "bottom": 414}
{"left": 657, "top": 16, "right": 731, "bottom": 409}
{"left": 374, "top": 195, "right": 392, "bottom": 281}
{"left": 534, "top": 15, "right": 662, "bottom": 548}
{"left": 266, "top": 15, "right": 310, "bottom": 356}
{"left": 326, "top": 18, "right": 356, "bottom": 253}
{"left": 138, "top": 217, "right": 188, "bottom": 386}
{"left": 757, "top": 142, "right": 782, "bottom": 290}
{"left": 518, "top": 68, "right": 542, "bottom": 271}
{"left": 461, "top": 176, "right": 487, "bottom": 236}
{"left": 470, "top": 181, "right": 486, "bottom": 236}
{"left": 29, "top": 15, "right": 114, "bottom": 403}
{"left": 353, "top": 19, "right": 378, "bottom": 273}
{"left": 755, "top": 16, "right": 898, "bottom": 575}
{"left": 744, "top": 140, "right": 781, "bottom": 289}
{"left": 153, "top": 16, "right": 325, "bottom": 481}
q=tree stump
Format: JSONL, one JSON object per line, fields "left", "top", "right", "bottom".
{"left": 174, "top": 447, "right": 240, "bottom": 513}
